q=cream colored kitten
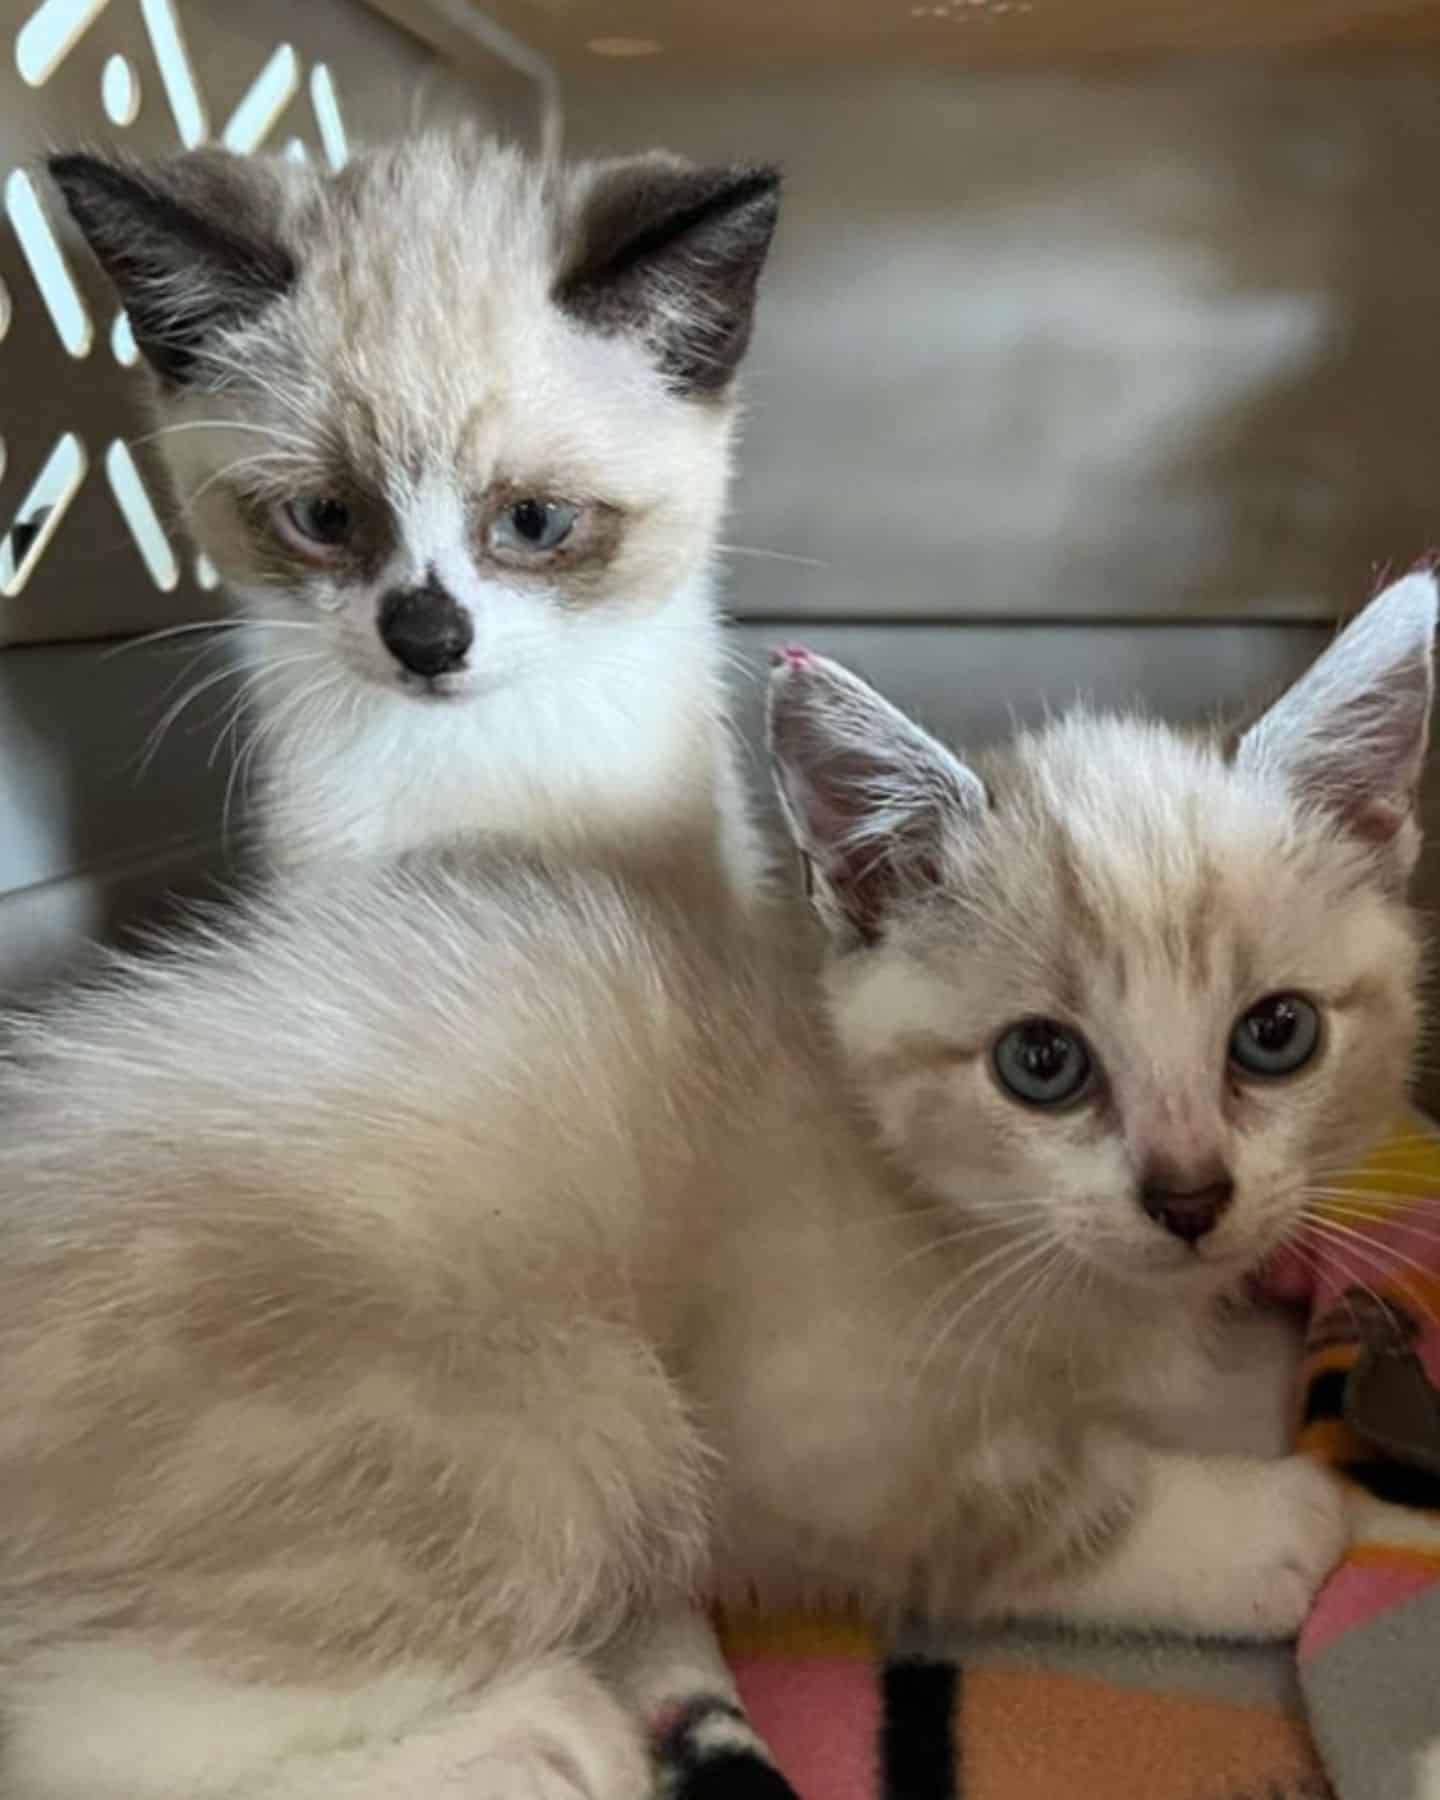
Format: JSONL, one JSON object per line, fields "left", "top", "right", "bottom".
{"left": 48, "top": 134, "right": 779, "bottom": 888}
{"left": 49, "top": 130, "right": 789, "bottom": 1793}
{"left": 0, "top": 574, "right": 1430, "bottom": 1798}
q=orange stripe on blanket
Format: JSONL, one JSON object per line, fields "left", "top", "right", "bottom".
{"left": 959, "top": 1665, "right": 1321, "bottom": 1800}
{"left": 1345, "top": 1542, "right": 1440, "bottom": 1574}
{"left": 1300, "top": 1344, "right": 1360, "bottom": 1380}
{"left": 1295, "top": 1418, "right": 1365, "bottom": 1463}
{"left": 712, "top": 1608, "right": 879, "bottom": 1660}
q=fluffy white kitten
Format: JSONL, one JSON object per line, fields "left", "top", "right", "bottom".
{"left": 0, "top": 574, "right": 1429, "bottom": 1799}
{"left": 49, "top": 128, "right": 791, "bottom": 1794}
{"left": 49, "top": 133, "right": 780, "bottom": 887}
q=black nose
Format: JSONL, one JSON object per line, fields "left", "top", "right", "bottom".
{"left": 1139, "top": 1178, "right": 1235, "bottom": 1244}
{"left": 377, "top": 584, "right": 473, "bottom": 679}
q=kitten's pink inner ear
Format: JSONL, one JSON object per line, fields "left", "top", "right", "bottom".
{"left": 1351, "top": 800, "right": 1406, "bottom": 846}
{"left": 772, "top": 644, "right": 815, "bottom": 669}
{"left": 1235, "top": 569, "right": 1437, "bottom": 875}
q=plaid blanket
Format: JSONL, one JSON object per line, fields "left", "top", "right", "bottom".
{"left": 713, "top": 1609, "right": 1322, "bottom": 1799}
{"left": 696, "top": 1111, "right": 1440, "bottom": 1800}
{"left": 1268, "top": 1111, "right": 1440, "bottom": 1800}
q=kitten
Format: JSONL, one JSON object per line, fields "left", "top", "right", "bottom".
{"left": 49, "top": 131, "right": 789, "bottom": 1794}
{"left": 0, "top": 573, "right": 1428, "bottom": 1798}
{"left": 48, "top": 134, "right": 780, "bottom": 889}
{"left": 726, "top": 582, "right": 1430, "bottom": 1628}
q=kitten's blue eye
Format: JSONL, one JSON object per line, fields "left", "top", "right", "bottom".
{"left": 1229, "top": 994, "right": 1320, "bottom": 1078}
{"left": 280, "top": 496, "right": 352, "bottom": 549}
{"left": 993, "top": 1020, "right": 1093, "bottom": 1108}
{"left": 489, "top": 498, "right": 579, "bottom": 555}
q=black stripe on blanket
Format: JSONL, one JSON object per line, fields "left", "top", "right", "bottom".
{"left": 881, "top": 1657, "right": 958, "bottom": 1800}
{"left": 1300, "top": 1368, "right": 1347, "bottom": 1426}
{"left": 1340, "top": 1458, "right": 1440, "bottom": 1509}
{"left": 656, "top": 1697, "right": 801, "bottom": 1800}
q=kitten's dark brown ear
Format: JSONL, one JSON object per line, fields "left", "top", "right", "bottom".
{"left": 47, "top": 149, "right": 296, "bottom": 385}
{"left": 557, "top": 157, "right": 781, "bottom": 396}
{"left": 767, "top": 647, "right": 988, "bottom": 944}
{"left": 1237, "top": 571, "right": 1438, "bottom": 883}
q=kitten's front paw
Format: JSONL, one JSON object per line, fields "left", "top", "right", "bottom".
{"left": 1231, "top": 1455, "right": 1348, "bottom": 1639}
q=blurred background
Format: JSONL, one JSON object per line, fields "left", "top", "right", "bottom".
{"left": 3, "top": 0, "right": 1440, "bottom": 1076}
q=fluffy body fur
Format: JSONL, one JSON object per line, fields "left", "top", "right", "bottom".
{"left": 0, "top": 576, "right": 1432, "bottom": 1796}
{"left": 49, "top": 135, "right": 780, "bottom": 885}
{"left": 48, "top": 128, "right": 790, "bottom": 1793}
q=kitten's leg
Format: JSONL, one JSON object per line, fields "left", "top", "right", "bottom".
{"left": 605, "top": 1606, "right": 798, "bottom": 1798}
{"left": 5, "top": 1654, "right": 645, "bottom": 1800}
{"left": 981, "top": 1446, "right": 1348, "bottom": 1640}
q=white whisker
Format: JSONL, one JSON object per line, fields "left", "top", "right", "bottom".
{"left": 103, "top": 618, "right": 323, "bottom": 659}
{"left": 715, "top": 543, "right": 830, "bottom": 570}
{"left": 130, "top": 419, "right": 313, "bottom": 453}
{"left": 909, "top": 1229, "right": 1063, "bottom": 1392}
{"left": 1298, "top": 1217, "right": 1435, "bottom": 1327}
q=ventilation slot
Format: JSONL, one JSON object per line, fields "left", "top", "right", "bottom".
{"left": 5, "top": 168, "right": 92, "bottom": 358}
{"left": 111, "top": 310, "right": 138, "bottom": 366}
{"left": 15, "top": 0, "right": 110, "bottom": 88}
{"left": 1, "top": 433, "right": 87, "bottom": 597}
{"left": 101, "top": 51, "right": 141, "bottom": 124}
{"left": 137, "top": 0, "right": 207, "bottom": 147}
{"left": 106, "top": 440, "right": 178, "bottom": 591}
{"left": 223, "top": 44, "right": 300, "bottom": 153}
{"left": 310, "top": 63, "right": 348, "bottom": 169}
{"left": 5, "top": 1, "right": 363, "bottom": 622}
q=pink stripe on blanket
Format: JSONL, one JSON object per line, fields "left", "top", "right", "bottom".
{"left": 1300, "top": 1557, "right": 1438, "bottom": 1658}
{"left": 731, "top": 1655, "right": 878, "bottom": 1799}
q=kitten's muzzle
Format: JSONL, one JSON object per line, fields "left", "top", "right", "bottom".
{"left": 378, "top": 582, "right": 474, "bottom": 679}
{"left": 1138, "top": 1167, "right": 1234, "bottom": 1245}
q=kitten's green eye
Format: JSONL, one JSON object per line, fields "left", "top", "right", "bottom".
{"left": 993, "top": 1019, "right": 1093, "bottom": 1108}
{"left": 278, "top": 496, "right": 352, "bottom": 552}
{"left": 1229, "top": 994, "right": 1320, "bottom": 1079}
{"left": 489, "top": 498, "right": 579, "bottom": 556}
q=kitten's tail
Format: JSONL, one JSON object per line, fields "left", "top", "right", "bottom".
{"left": 610, "top": 1608, "right": 800, "bottom": 1798}
{"left": 654, "top": 1695, "right": 800, "bottom": 1799}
